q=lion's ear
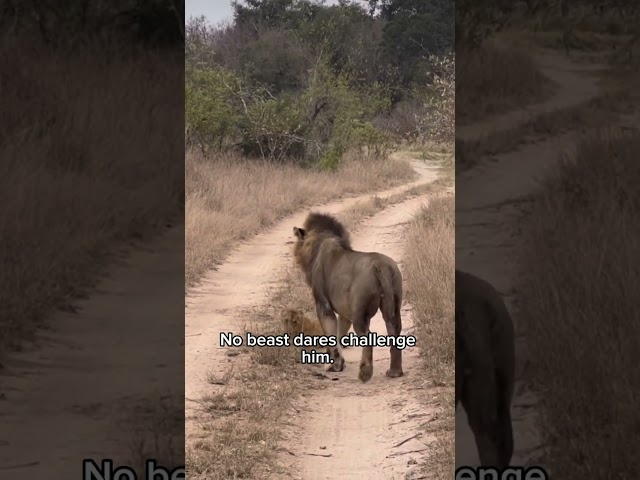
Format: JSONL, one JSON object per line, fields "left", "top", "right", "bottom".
{"left": 293, "top": 227, "right": 306, "bottom": 240}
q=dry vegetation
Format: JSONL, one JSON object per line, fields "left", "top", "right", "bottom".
{"left": 517, "top": 129, "right": 640, "bottom": 478}
{"left": 0, "top": 37, "right": 182, "bottom": 354}
{"left": 402, "top": 195, "right": 455, "bottom": 479}
{"left": 186, "top": 364, "right": 303, "bottom": 478}
{"left": 186, "top": 183, "right": 453, "bottom": 478}
{"left": 457, "top": 44, "right": 553, "bottom": 126}
{"left": 185, "top": 148, "right": 417, "bottom": 286}
{"left": 126, "top": 395, "right": 184, "bottom": 476}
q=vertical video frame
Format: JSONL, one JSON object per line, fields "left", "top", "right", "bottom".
{"left": 185, "top": 0, "right": 455, "bottom": 478}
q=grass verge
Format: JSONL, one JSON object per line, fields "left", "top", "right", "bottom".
{"left": 185, "top": 149, "right": 417, "bottom": 286}
{"left": 0, "top": 38, "right": 183, "bottom": 355}
{"left": 517, "top": 128, "right": 640, "bottom": 478}
{"left": 457, "top": 45, "right": 553, "bottom": 126}
{"left": 402, "top": 194, "right": 455, "bottom": 479}
{"left": 186, "top": 151, "right": 453, "bottom": 479}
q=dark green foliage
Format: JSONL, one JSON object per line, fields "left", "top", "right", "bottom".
{"left": 115, "top": 0, "right": 185, "bottom": 47}
{"left": 185, "top": 0, "right": 454, "bottom": 164}
{"left": 373, "top": 0, "right": 454, "bottom": 85}
{"left": 0, "top": 0, "right": 184, "bottom": 49}
{"left": 456, "top": 0, "right": 514, "bottom": 50}
{"left": 239, "top": 29, "right": 309, "bottom": 93}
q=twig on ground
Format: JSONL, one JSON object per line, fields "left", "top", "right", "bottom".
{"left": 392, "top": 433, "right": 422, "bottom": 448}
{"left": 386, "top": 448, "right": 429, "bottom": 458}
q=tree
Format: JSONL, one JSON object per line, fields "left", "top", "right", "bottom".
{"left": 370, "top": 0, "right": 454, "bottom": 85}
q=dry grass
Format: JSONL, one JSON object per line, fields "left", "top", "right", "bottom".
{"left": 517, "top": 128, "right": 640, "bottom": 478}
{"left": 185, "top": 149, "right": 417, "bottom": 286}
{"left": 186, "top": 364, "right": 306, "bottom": 479}
{"left": 457, "top": 44, "right": 554, "bottom": 126}
{"left": 402, "top": 194, "right": 455, "bottom": 478}
{"left": 186, "top": 157, "right": 452, "bottom": 478}
{"left": 0, "top": 37, "right": 183, "bottom": 355}
{"left": 126, "top": 395, "right": 184, "bottom": 475}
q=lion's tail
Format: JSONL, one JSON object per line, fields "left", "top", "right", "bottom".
{"left": 374, "top": 263, "right": 399, "bottom": 327}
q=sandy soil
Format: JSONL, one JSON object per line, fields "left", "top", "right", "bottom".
{"left": 454, "top": 52, "right": 605, "bottom": 467}
{"left": 184, "top": 155, "right": 449, "bottom": 478}
{"left": 0, "top": 227, "right": 184, "bottom": 477}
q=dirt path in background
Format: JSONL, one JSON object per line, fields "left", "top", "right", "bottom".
{"left": 185, "top": 154, "right": 449, "bottom": 478}
{"left": 455, "top": 53, "right": 605, "bottom": 466}
{"left": 0, "top": 227, "right": 184, "bottom": 477}
{"left": 457, "top": 51, "right": 605, "bottom": 143}
{"left": 279, "top": 190, "right": 453, "bottom": 480}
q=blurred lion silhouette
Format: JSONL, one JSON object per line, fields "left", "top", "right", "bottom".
{"left": 456, "top": 269, "right": 515, "bottom": 468}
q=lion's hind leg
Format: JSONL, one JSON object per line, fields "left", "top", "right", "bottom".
{"left": 352, "top": 314, "right": 375, "bottom": 383}
{"left": 337, "top": 315, "right": 352, "bottom": 353}
{"left": 461, "top": 365, "right": 502, "bottom": 467}
{"left": 381, "top": 294, "right": 403, "bottom": 378}
{"left": 316, "top": 302, "right": 345, "bottom": 373}
{"left": 495, "top": 370, "right": 514, "bottom": 467}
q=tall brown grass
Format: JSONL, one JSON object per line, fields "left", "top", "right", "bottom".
{"left": 518, "top": 128, "right": 640, "bottom": 478}
{"left": 457, "top": 45, "right": 553, "bottom": 125}
{"left": 185, "top": 149, "right": 416, "bottom": 286}
{"left": 402, "top": 194, "right": 455, "bottom": 479}
{"left": 0, "top": 36, "right": 183, "bottom": 354}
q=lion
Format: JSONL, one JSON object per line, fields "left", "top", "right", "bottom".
{"left": 281, "top": 308, "right": 351, "bottom": 349}
{"left": 455, "top": 269, "right": 515, "bottom": 468}
{"left": 292, "top": 212, "right": 404, "bottom": 382}
{"left": 280, "top": 308, "right": 325, "bottom": 337}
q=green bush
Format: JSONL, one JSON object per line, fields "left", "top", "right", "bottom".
{"left": 239, "top": 92, "right": 308, "bottom": 160}
{"left": 185, "top": 66, "right": 241, "bottom": 150}
{"left": 184, "top": 0, "right": 457, "bottom": 163}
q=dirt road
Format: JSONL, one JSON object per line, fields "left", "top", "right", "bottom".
{"left": 457, "top": 52, "right": 605, "bottom": 143}
{"left": 455, "top": 52, "right": 605, "bottom": 466}
{"left": 0, "top": 227, "right": 184, "bottom": 477}
{"left": 185, "top": 155, "right": 450, "bottom": 478}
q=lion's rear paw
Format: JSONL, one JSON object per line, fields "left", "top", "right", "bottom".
{"left": 359, "top": 364, "right": 373, "bottom": 383}
{"left": 385, "top": 368, "right": 403, "bottom": 378}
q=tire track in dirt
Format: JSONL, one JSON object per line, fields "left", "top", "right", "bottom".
{"left": 455, "top": 52, "right": 605, "bottom": 467}
{"left": 279, "top": 189, "right": 453, "bottom": 480}
{"left": 185, "top": 158, "right": 441, "bottom": 442}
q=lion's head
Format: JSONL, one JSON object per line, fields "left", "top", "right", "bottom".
{"left": 280, "top": 308, "right": 303, "bottom": 334}
{"left": 280, "top": 308, "right": 325, "bottom": 337}
{"left": 293, "top": 212, "right": 352, "bottom": 285}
